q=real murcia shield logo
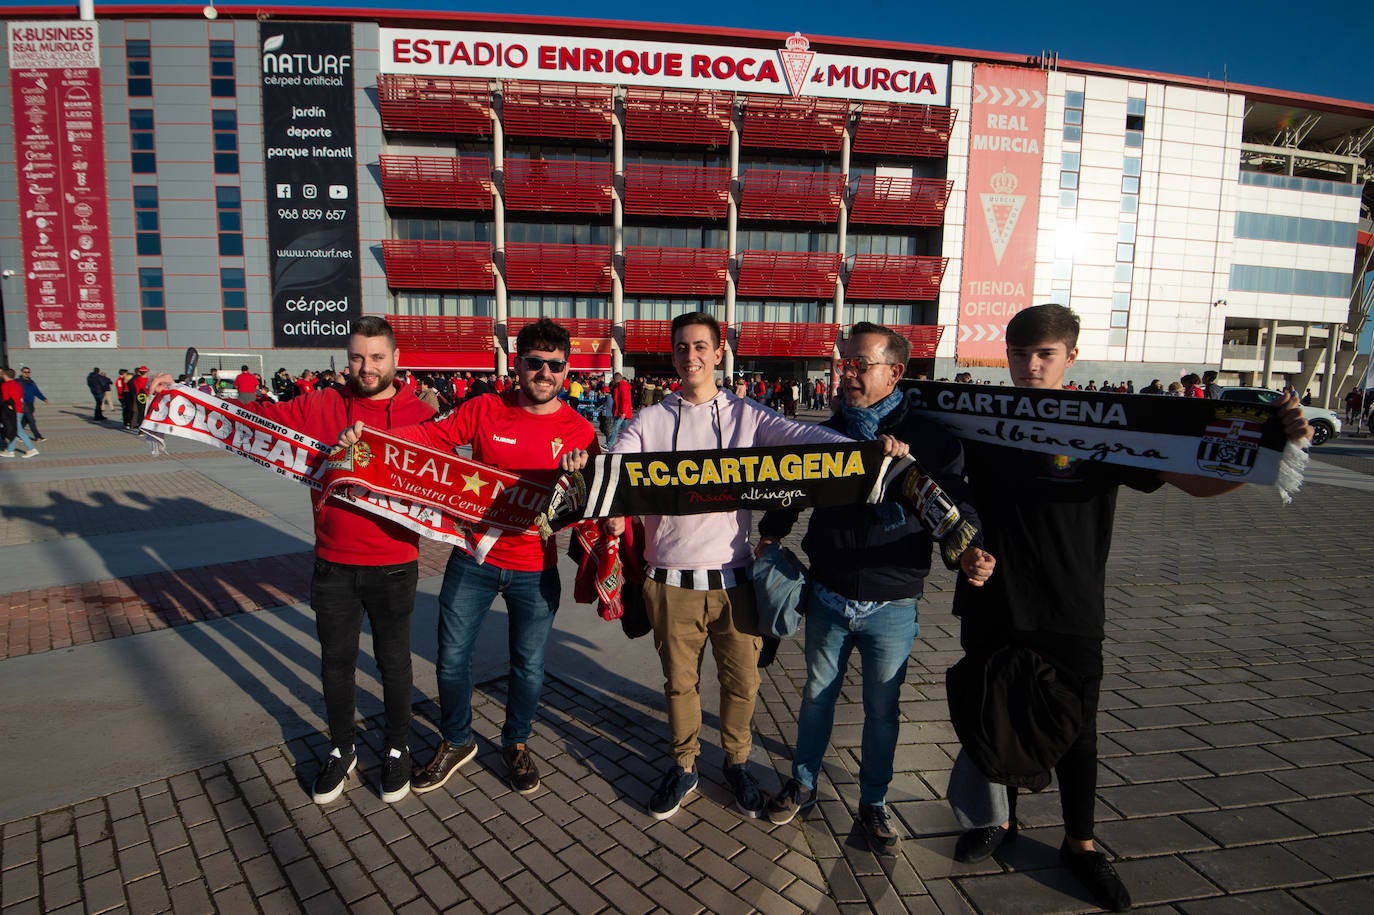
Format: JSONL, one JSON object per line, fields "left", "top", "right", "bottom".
{"left": 979, "top": 168, "right": 1024, "bottom": 265}
{"left": 779, "top": 32, "right": 815, "bottom": 101}
{"left": 550, "top": 436, "right": 564, "bottom": 459}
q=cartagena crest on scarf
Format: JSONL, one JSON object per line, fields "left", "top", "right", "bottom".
{"left": 1197, "top": 407, "right": 1266, "bottom": 478}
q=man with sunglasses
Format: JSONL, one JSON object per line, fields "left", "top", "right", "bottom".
{"left": 343, "top": 318, "right": 598, "bottom": 798}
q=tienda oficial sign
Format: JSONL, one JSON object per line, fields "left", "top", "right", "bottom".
{"left": 379, "top": 29, "right": 949, "bottom": 105}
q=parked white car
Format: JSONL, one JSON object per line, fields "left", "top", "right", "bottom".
{"left": 1216, "top": 387, "right": 1341, "bottom": 446}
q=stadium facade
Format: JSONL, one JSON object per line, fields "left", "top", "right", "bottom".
{"left": 2, "top": 5, "right": 1372, "bottom": 402}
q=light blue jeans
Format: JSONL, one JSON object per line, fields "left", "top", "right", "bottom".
{"left": 436, "top": 549, "right": 560, "bottom": 748}
{"left": 4, "top": 423, "right": 35, "bottom": 453}
{"left": 791, "top": 589, "right": 918, "bottom": 806}
{"left": 606, "top": 416, "right": 628, "bottom": 450}
{"left": 947, "top": 748, "right": 1011, "bottom": 829}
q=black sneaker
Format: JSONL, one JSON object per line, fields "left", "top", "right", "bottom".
{"left": 502, "top": 743, "right": 541, "bottom": 794}
{"left": 724, "top": 763, "right": 764, "bottom": 818}
{"left": 953, "top": 822, "right": 1017, "bottom": 863}
{"left": 764, "top": 777, "right": 816, "bottom": 825}
{"left": 412, "top": 737, "right": 478, "bottom": 794}
{"left": 859, "top": 803, "right": 901, "bottom": 855}
{"left": 380, "top": 747, "right": 411, "bottom": 803}
{"left": 648, "top": 765, "right": 698, "bottom": 820}
{"left": 311, "top": 747, "right": 356, "bottom": 804}
{"left": 1060, "top": 842, "right": 1132, "bottom": 912}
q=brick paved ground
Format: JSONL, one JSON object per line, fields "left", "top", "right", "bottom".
{"left": 1, "top": 408, "right": 1372, "bottom": 913}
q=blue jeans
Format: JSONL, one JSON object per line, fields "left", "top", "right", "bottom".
{"left": 791, "top": 589, "right": 918, "bottom": 806}
{"left": 606, "top": 416, "right": 628, "bottom": 450}
{"left": 436, "top": 549, "right": 560, "bottom": 748}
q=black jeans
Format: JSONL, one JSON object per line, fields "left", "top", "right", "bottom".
{"left": 21, "top": 408, "right": 41, "bottom": 439}
{"left": 310, "top": 558, "right": 419, "bottom": 752}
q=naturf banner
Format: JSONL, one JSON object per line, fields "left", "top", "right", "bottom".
{"left": 958, "top": 65, "right": 1047, "bottom": 367}
{"left": 261, "top": 21, "right": 363, "bottom": 348}
{"left": 899, "top": 381, "right": 1306, "bottom": 500}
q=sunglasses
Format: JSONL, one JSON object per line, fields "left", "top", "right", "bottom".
{"left": 520, "top": 355, "right": 568, "bottom": 373}
{"left": 835, "top": 357, "right": 897, "bottom": 375}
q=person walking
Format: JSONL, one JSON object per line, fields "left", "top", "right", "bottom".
{"left": 16, "top": 367, "right": 48, "bottom": 442}
{"left": 87, "top": 367, "right": 112, "bottom": 421}
{"left": 1, "top": 368, "right": 39, "bottom": 458}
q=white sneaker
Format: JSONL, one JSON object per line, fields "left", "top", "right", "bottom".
{"left": 0, "top": 451, "right": 14, "bottom": 457}
{"left": 20, "top": 450, "right": 39, "bottom": 459}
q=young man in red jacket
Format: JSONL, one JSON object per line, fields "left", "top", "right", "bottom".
{"left": 339, "top": 318, "right": 598, "bottom": 797}
{"left": 151, "top": 317, "right": 435, "bottom": 804}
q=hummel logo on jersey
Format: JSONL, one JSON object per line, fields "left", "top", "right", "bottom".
{"left": 493, "top": 434, "right": 517, "bottom": 444}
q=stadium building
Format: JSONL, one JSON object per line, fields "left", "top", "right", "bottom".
{"left": 2, "top": 5, "right": 1372, "bottom": 402}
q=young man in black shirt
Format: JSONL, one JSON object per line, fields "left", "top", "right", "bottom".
{"left": 947, "top": 304, "right": 1310, "bottom": 912}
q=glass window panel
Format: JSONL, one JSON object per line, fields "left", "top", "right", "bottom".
{"left": 222, "top": 267, "right": 245, "bottom": 286}
{"left": 1118, "top": 224, "right": 1136, "bottom": 242}
{"left": 1125, "top": 114, "right": 1145, "bottom": 131}
{"left": 223, "top": 310, "right": 248, "bottom": 331}
{"left": 131, "top": 133, "right": 156, "bottom": 151}
{"left": 1112, "top": 292, "right": 1130, "bottom": 309}
{"left": 130, "top": 110, "right": 154, "bottom": 130}
{"left": 136, "top": 235, "right": 160, "bottom": 256}
{"left": 218, "top": 234, "right": 243, "bottom": 256}
{"left": 214, "top": 153, "right": 239, "bottom": 174}
{"left": 1125, "top": 130, "right": 1143, "bottom": 148}
{"left": 212, "top": 109, "right": 237, "bottom": 129}
{"left": 1120, "top": 195, "right": 1138, "bottom": 213}
{"left": 1108, "top": 328, "right": 1127, "bottom": 346}
{"left": 1060, "top": 172, "right": 1079, "bottom": 190}
{"left": 133, "top": 185, "right": 158, "bottom": 206}
{"left": 1110, "top": 311, "right": 1129, "bottom": 328}
{"left": 142, "top": 310, "right": 167, "bottom": 331}
{"left": 1116, "top": 243, "right": 1135, "bottom": 262}
{"left": 1123, "top": 158, "right": 1142, "bottom": 176}
{"left": 132, "top": 153, "right": 156, "bottom": 173}
{"left": 215, "top": 186, "right": 240, "bottom": 206}
{"left": 1062, "top": 152, "right": 1080, "bottom": 171}
{"left": 1127, "top": 98, "right": 1146, "bottom": 116}
{"left": 1122, "top": 176, "right": 1140, "bottom": 193}
{"left": 1065, "top": 90, "right": 1084, "bottom": 108}
{"left": 1064, "top": 108, "right": 1083, "bottom": 125}
{"left": 1063, "top": 125, "right": 1082, "bottom": 142}
{"left": 1115, "top": 263, "right": 1133, "bottom": 282}
{"left": 1059, "top": 190, "right": 1078, "bottom": 209}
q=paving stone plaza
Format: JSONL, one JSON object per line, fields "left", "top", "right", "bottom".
{"left": 1, "top": 403, "right": 1372, "bottom": 914}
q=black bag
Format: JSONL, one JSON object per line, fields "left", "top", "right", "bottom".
{"left": 0, "top": 399, "right": 16, "bottom": 441}
{"left": 946, "top": 644, "right": 1085, "bottom": 791}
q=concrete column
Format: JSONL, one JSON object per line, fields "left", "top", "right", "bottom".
{"left": 491, "top": 86, "right": 507, "bottom": 374}
{"left": 724, "top": 99, "right": 741, "bottom": 381}
{"left": 1260, "top": 319, "right": 1277, "bottom": 388}
{"left": 610, "top": 89, "right": 625, "bottom": 376}
{"left": 1322, "top": 323, "right": 1339, "bottom": 408}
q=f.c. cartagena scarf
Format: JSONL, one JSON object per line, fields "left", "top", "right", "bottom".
{"left": 899, "top": 380, "right": 1307, "bottom": 501}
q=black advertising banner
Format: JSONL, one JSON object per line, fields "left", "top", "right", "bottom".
{"left": 260, "top": 21, "right": 362, "bottom": 348}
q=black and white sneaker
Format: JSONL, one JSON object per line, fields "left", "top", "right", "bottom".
{"left": 648, "top": 765, "right": 698, "bottom": 820}
{"left": 764, "top": 777, "right": 816, "bottom": 825}
{"left": 859, "top": 803, "right": 901, "bottom": 855}
{"left": 312, "top": 747, "right": 356, "bottom": 804}
{"left": 380, "top": 747, "right": 411, "bottom": 803}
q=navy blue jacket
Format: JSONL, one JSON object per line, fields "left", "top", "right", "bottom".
{"left": 758, "top": 396, "right": 981, "bottom": 602}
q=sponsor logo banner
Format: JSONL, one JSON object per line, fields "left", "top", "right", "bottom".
{"left": 958, "top": 65, "right": 1047, "bottom": 366}
{"left": 379, "top": 28, "right": 949, "bottom": 105}
{"left": 9, "top": 21, "right": 117, "bottom": 349}
{"left": 261, "top": 21, "right": 363, "bottom": 348}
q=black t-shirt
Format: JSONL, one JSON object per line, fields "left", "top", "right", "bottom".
{"left": 955, "top": 440, "right": 1163, "bottom": 643}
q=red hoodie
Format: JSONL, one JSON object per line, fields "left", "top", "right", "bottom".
{"left": 246, "top": 383, "right": 436, "bottom": 565}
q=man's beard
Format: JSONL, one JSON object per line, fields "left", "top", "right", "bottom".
{"left": 350, "top": 368, "right": 395, "bottom": 397}
{"left": 520, "top": 375, "right": 560, "bottom": 406}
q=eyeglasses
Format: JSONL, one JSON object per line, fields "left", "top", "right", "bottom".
{"left": 835, "top": 357, "right": 898, "bottom": 376}
{"left": 520, "top": 355, "right": 568, "bottom": 374}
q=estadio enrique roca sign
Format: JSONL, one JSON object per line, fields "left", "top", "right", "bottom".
{"left": 379, "top": 29, "right": 949, "bottom": 105}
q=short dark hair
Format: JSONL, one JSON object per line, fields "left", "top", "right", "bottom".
{"left": 515, "top": 317, "right": 571, "bottom": 357}
{"left": 350, "top": 315, "right": 397, "bottom": 349}
{"left": 670, "top": 312, "right": 721, "bottom": 348}
{"left": 1005, "top": 304, "right": 1080, "bottom": 350}
{"left": 1202, "top": 370, "right": 1218, "bottom": 383}
{"left": 849, "top": 321, "right": 911, "bottom": 365}
{"left": 240, "top": 364, "right": 249, "bottom": 371}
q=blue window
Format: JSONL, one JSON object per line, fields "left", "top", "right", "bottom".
{"left": 222, "top": 267, "right": 247, "bottom": 331}
{"left": 1127, "top": 98, "right": 1146, "bottom": 116}
{"left": 133, "top": 185, "right": 160, "bottom": 256}
{"left": 1123, "top": 158, "right": 1142, "bottom": 177}
{"left": 126, "top": 40, "right": 151, "bottom": 97}
{"left": 139, "top": 267, "right": 165, "bottom": 330}
{"left": 130, "top": 109, "right": 156, "bottom": 173}
{"left": 1234, "top": 212, "right": 1357, "bottom": 248}
{"left": 216, "top": 186, "right": 244, "bottom": 256}
{"left": 1238, "top": 170, "right": 1362, "bottom": 198}
{"left": 212, "top": 109, "right": 239, "bottom": 174}
{"left": 210, "top": 40, "right": 235, "bottom": 98}
{"left": 1229, "top": 264, "right": 1351, "bottom": 298}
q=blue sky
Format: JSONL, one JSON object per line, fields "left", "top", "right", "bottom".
{"left": 285, "top": 0, "right": 1371, "bottom": 103}
{"left": 12, "top": 0, "right": 1371, "bottom": 101}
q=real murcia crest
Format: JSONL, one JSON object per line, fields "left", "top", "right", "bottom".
{"left": 778, "top": 32, "right": 815, "bottom": 101}
{"left": 550, "top": 436, "right": 564, "bottom": 459}
{"left": 979, "top": 167, "right": 1025, "bottom": 265}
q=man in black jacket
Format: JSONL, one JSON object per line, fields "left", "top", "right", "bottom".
{"left": 87, "top": 367, "right": 112, "bottom": 421}
{"left": 756, "top": 322, "right": 995, "bottom": 854}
